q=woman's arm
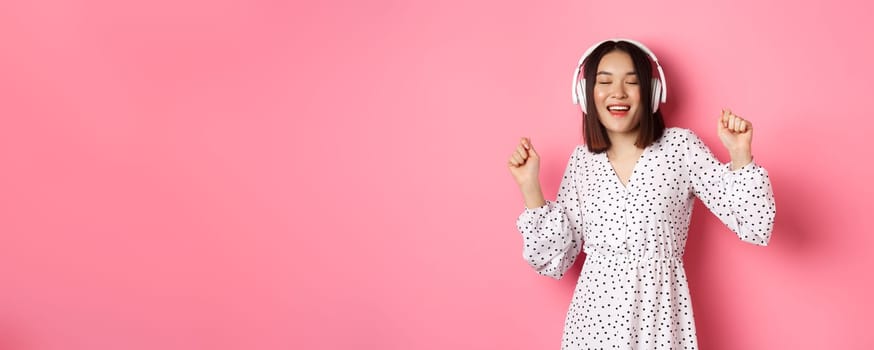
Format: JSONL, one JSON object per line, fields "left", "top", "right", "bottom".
{"left": 686, "top": 111, "right": 776, "bottom": 246}
{"left": 511, "top": 143, "right": 585, "bottom": 279}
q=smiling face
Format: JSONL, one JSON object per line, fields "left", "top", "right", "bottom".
{"left": 593, "top": 50, "right": 643, "bottom": 138}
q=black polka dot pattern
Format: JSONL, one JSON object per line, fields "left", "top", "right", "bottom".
{"left": 516, "top": 128, "right": 776, "bottom": 349}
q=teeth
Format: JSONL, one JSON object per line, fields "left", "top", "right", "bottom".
{"left": 608, "top": 106, "right": 630, "bottom": 111}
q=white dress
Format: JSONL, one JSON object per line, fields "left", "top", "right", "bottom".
{"left": 516, "top": 127, "right": 776, "bottom": 349}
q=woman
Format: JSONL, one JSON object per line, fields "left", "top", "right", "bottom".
{"left": 507, "top": 39, "right": 776, "bottom": 349}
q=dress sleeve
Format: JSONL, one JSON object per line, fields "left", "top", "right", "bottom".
{"left": 685, "top": 130, "right": 776, "bottom": 246}
{"left": 515, "top": 147, "right": 585, "bottom": 279}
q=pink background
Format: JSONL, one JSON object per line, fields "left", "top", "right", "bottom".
{"left": 1, "top": 0, "right": 872, "bottom": 349}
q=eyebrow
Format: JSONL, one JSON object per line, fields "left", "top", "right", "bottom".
{"left": 596, "top": 71, "right": 638, "bottom": 76}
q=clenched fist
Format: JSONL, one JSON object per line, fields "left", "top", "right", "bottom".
{"left": 716, "top": 108, "right": 754, "bottom": 170}
{"left": 507, "top": 137, "right": 540, "bottom": 188}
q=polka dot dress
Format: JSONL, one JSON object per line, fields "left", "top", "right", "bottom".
{"left": 516, "top": 128, "right": 776, "bottom": 349}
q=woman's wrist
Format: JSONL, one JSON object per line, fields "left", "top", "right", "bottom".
{"left": 519, "top": 182, "right": 546, "bottom": 208}
{"left": 729, "top": 148, "right": 753, "bottom": 171}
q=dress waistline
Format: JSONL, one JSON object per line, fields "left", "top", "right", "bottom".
{"left": 584, "top": 251, "right": 683, "bottom": 263}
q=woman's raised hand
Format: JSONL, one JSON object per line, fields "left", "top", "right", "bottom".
{"left": 507, "top": 137, "right": 540, "bottom": 188}
{"left": 717, "top": 108, "right": 754, "bottom": 170}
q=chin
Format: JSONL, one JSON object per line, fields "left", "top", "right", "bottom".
{"left": 604, "top": 122, "right": 642, "bottom": 135}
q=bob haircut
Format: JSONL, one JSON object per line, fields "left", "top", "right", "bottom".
{"left": 581, "top": 40, "right": 666, "bottom": 153}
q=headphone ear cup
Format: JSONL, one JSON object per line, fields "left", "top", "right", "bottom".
{"left": 578, "top": 79, "right": 588, "bottom": 112}
{"left": 650, "top": 78, "right": 662, "bottom": 112}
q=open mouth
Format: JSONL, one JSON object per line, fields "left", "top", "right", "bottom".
{"left": 607, "top": 104, "right": 631, "bottom": 116}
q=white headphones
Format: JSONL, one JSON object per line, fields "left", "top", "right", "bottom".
{"left": 571, "top": 38, "right": 667, "bottom": 113}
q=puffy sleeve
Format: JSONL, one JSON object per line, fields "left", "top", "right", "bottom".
{"left": 515, "top": 146, "right": 585, "bottom": 279}
{"left": 685, "top": 130, "right": 776, "bottom": 246}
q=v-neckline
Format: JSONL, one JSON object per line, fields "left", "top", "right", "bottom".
{"left": 603, "top": 144, "right": 651, "bottom": 190}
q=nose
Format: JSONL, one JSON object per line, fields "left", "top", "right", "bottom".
{"left": 609, "top": 82, "right": 628, "bottom": 99}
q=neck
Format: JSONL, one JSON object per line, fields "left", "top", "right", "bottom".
{"left": 606, "top": 130, "right": 641, "bottom": 156}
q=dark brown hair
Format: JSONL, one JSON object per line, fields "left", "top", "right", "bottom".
{"left": 581, "top": 40, "right": 665, "bottom": 153}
